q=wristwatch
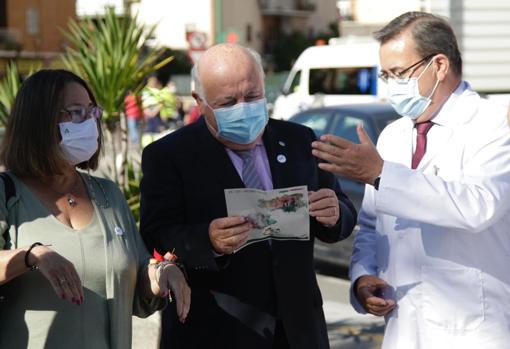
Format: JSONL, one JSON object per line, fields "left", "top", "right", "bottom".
{"left": 373, "top": 176, "right": 381, "bottom": 190}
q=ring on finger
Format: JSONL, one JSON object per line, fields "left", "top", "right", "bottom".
{"left": 59, "top": 278, "right": 68, "bottom": 284}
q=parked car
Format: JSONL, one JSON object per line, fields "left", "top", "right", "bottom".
{"left": 288, "top": 102, "right": 400, "bottom": 268}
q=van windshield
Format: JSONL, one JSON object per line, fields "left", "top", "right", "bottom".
{"left": 309, "top": 67, "right": 377, "bottom": 95}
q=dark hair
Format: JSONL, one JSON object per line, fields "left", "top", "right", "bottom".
{"left": 0, "top": 69, "right": 103, "bottom": 177}
{"left": 374, "top": 12, "right": 462, "bottom": 76}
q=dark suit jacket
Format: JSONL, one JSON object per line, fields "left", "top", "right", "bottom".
{"left": 140, "top": 118, "right": 357, "bottom": 349}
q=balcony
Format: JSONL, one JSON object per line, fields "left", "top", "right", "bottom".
{"left": 259, "top": 0, "right": 317, "bottom": 17}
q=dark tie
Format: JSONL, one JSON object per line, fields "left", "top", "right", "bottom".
{"left": 412, "top": 121, "right": 433, "bottom": 169}
{"left": 236, "top": 150, "right": 263, "bottom": 189}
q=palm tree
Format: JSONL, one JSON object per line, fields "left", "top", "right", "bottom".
{"left": 0, "top": 62, "right": 22, "bottom": 127}
{"left": 62, "top": 7, "right": 172, "bottom": 189}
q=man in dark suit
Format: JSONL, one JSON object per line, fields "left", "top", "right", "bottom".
{"left": 140, "top": 43, "right": 357, "bottom": 349}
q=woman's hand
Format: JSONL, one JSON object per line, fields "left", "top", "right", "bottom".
{"left": 149, "top": 263, "right": 191, "bottom": 323}
{"left": 30, "top": 245, "right": 84, "bottom": 305}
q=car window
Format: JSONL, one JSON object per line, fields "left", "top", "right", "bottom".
{"left": 374, "top": 113, "right": 399, "bottom": 134}
{"left": 309, "top": 67, "right": 377, "bottom": 95}
{"left": 288, "top": 70, "right": 301, "bottom": 94}
{"left": 290, "top": 111, "right": 332, "bottom": 137}
{"left": 331, "top": 114, "right": 375, "bottom": 143}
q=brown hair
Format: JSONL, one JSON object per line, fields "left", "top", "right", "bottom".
{"left": 0, "top": 69, "right": 103, "bottom": 177}
{"left": 374, "top": 12, "right": 462, "bottom": 76}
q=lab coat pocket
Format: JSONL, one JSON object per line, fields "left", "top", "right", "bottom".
{"left": 421, "top": 265, "right": 485, "bottom": 332}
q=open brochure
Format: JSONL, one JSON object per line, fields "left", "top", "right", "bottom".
{"left": 224, "top": 185, "right": 309, "bottom": 251}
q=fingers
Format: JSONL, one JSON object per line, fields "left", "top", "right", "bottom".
{"left": 309, "top": 189, "right": 339, "bottom": 226}
{"left": 232, "top": 230, "right": 251, "bottom": 251}
{"left": 218, "top": 230, "right": 251, "bottom": 254}
{"left": 317, "top": 162, "right": 346, "bottom": 174}
{"left": 356, "top": 123, "right": 373, "bottom": 145}
{"left": 37, "top": 250, "right": 83, "bottom": 305}
{"left": 211, "top": 216, "right": 246, "bottom": 230}
{"left": 218, "top": 221, "right": 252, "bottom": 239}
{"left": 309, "top": 190, "right": 337, "bottom": 210}
{"left": 165, "top": 266, "right": 191, "bottom": 323}
{"left": 365, "top": 296, "right": 395, "bottom": 316}
{"left": 48, "top": 266, "right": 83, "bottom": 305}
{"left": 318, "top": 134, "right": 353, "bottom": 149}
{"left": 356, "top": 276, "right": 396, "bottom": 317}
{"left": 178, "top": 282, "right": 191, "bottom": 323}
{"left": 66, "top": 266, "right": 84, "bottom": 303}
{"left": 311, "top": 146, "right": 348, "bottom": 168}
{"left": 312, "top": 139, "right": 346, "bottom": 156}
{"left": 210, "top": 216, "right": 253, "bottom": 254}
{"left": 308, "top": 188, "right": 332, "bottom": 203}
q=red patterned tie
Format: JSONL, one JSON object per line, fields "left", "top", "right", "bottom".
{"left": 412, "top": 121, "right": 433, "bottom": 169}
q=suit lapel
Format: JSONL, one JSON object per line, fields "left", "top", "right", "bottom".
{"left": 195, "top": 119, "right": 245, "bottom": 189}
{"left": 262, "top": 121, "right": 287, "bottom": 189}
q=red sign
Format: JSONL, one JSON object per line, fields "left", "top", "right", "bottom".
{"left": 186, "top": 31, "right": 208, "bottom": 63}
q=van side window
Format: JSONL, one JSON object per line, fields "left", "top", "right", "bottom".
{"left": 309, "top": 67, "right": 376, "bottom": 95}
{"left": 288, "top": 70, "right": 301, "bottom": 94}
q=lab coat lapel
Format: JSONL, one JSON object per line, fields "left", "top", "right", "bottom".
{"left": 388, "top": 118, "right": 414, "bottom": 169}
{"left": 417, "top": 125, "right": 453, "bottom": 171}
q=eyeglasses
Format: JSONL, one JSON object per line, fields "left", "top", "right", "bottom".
{"left": 378, "top": 54, "right": 436, "bottom": 83}
{"left": 61, "top": 105, "right": 103, "bottom": 124}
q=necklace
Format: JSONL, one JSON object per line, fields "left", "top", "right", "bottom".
{"left": 45, "top": 173, "right": 82, "bottom": 208}
{"left": 83, "top": 172, "right": 110, "bottom": 209}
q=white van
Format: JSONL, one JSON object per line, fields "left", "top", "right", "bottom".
{"left": 272, "top": 37, "right": 386, "bottom": 120}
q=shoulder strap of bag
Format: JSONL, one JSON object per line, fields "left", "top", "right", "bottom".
{"left": 0, "top": 172, "right": 16, "bottom": 248}
{"left": 0, "top": 173, "right": 15, "bottom": 205}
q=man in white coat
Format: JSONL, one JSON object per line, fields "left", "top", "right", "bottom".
{"left": 312, "top": 11, "right": 510, "bottom": 349}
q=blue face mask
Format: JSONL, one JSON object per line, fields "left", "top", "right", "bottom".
{"left": 207, "top": 98, "right": 269, "bottom": 144}
{"left": 387, "top": 59, "right": 439, "bottom": 119}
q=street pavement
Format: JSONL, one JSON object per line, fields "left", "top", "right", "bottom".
{"left": 132, "top": 274, "right": 385, "bottom": 349}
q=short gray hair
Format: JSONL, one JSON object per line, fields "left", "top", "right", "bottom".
{"left": 191, "top": 46, "right": 265, "bottom": 100}
{"left": 374, "top": 12, "right": 462, "bottom": 76}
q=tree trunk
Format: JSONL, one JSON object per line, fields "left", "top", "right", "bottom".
{"left": 118, "top": 112, "right": 129, "bottom": 191}
{"left": 104, "top": 121, "right": 118, "bottom": 184}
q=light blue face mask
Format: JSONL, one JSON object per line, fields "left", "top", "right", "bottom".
{"left": 207, "top": 98, "right": 269, "bottom": 144}
{"left": 387, "top": 59, "right": 440, "bottom": 119}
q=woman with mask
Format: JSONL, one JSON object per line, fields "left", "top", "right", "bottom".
{"left": 0, "top": 69, "right": 190, "bottom": 349}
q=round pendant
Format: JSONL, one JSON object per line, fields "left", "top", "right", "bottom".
{"left": 67, "top": 196, "right": 77, "bottom": 207}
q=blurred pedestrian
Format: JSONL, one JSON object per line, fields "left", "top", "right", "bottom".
{"left": 0, "top": 69, "right": 190, "bottom": 348}
{"left": 142, "top": 75, "right": 164, "bottom": 133}
{"left": 312, "top": 11, "right": 510, "bottom": 349}
{"left": 159, "top": 80, "right": 179, "bottom": 129}
{"left": 124, "top": 91, "right": 144, "bottom": 145}
{"left": 186, "top": 104, "right": 201, "bottom": 125}
{"left": 140, "top": 43, "right": 357, "bottom": 349}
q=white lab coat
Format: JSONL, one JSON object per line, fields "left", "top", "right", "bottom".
{"left": 350, "top": 82, "right": 510, "bottom": 349}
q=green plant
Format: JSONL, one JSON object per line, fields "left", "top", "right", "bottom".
{"left": 62, "top": 7, "right": 173, "bottom": 190}
{"left": 124, "top": 159, "right": 142, "bottom": 225}
{"left": 0, "top": 62, "right": 39, "bottom": 127}
{"left": 0, "top": 62, "right": 21, "bottom": 126}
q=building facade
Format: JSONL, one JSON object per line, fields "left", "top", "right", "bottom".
{"left": 0, "top": 0, "right": 76, "bottom": 72}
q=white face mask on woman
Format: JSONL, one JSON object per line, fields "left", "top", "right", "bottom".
{"left": 58, "top": 117, "right": 99, "bottom": 165}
